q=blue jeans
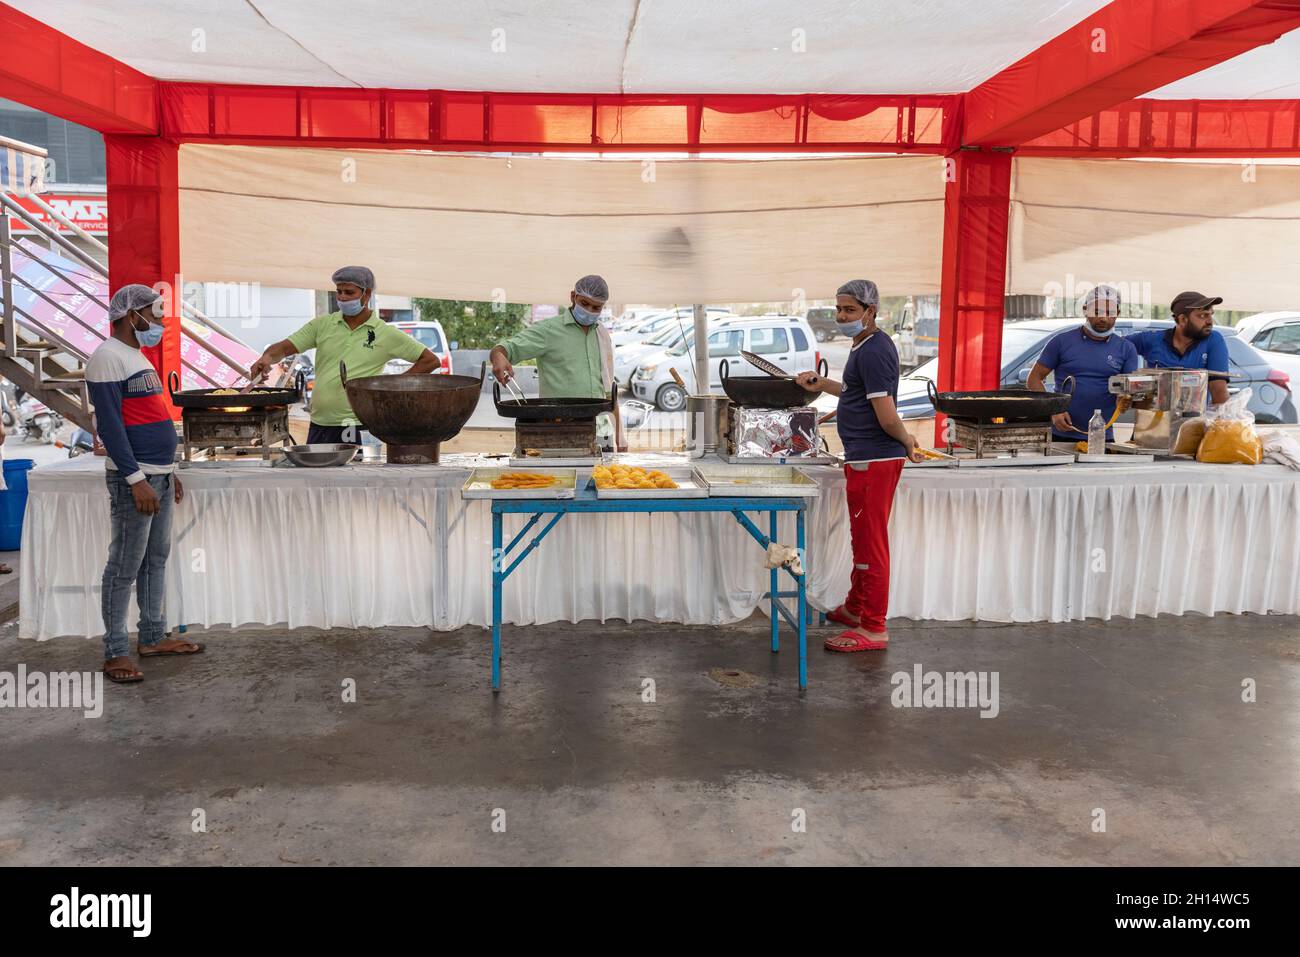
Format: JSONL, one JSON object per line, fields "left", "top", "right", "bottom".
{"left": 101, "top": 470, "right": 173, "bottom": 660}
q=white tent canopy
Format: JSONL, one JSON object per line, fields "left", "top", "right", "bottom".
{"left": 15, "top": 0, "right": 1300, "bottom": 98}
{"left": 1, "top": 0, "right": 1166, "bottom": 95}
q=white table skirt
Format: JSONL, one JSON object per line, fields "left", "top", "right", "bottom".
{"left": 19, "top": 454, "right": 1300, "bottom": 641}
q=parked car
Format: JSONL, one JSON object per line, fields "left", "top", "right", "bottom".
{"left": 1232, "top": 310, "right": 1300, "bottom": 344}
{"left": 384, "top": 319, "right": 453, "bottom": 374}
{"left": 613, "top": 307, "right": 666, "bottom": 331}
{"left": 894, "top": 297, "right": 940, "bottom": 370}
{"left": 610, "top": 307, "right": 730, "bottom": 347}
{"left": 1233, "top": 312, "right": 1300, "bottom": 385}
{"left": 613, "top": 318, "right": 730, "bottom": 389}
{"left": 893, "top": 318, "right": 1297, "bottom": 425}
{"left": 632, "top": 315, "right": 820, "bottom": 411}
{"left": 805, "top": 307, "right": 839, "bottom": 342}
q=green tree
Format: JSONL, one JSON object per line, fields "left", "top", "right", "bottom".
{"left": 412, "top": 298, "right": 530, "bottom": 348}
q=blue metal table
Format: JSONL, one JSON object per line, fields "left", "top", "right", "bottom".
{"left": 489, "top": 484, "right": 810, "bottom": 691}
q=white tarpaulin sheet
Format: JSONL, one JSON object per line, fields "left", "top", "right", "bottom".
{"left": 1009, "top": 157, "right": 1300, "bottom": 314}
{"left": 20, "top": 456, "right": 1300, "bottom": 642}
{"left": 12, "top": 0, "right": 1112, "bottom": 94}
{"left": 179, "top": 146, "right": 945, "bottom": 304}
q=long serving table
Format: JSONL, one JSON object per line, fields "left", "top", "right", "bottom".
{"left": 18, "top": 454, "right": 1300, "bottom": 654}
{"left": 490, "top": 484, "right": 809, "bottom": 690}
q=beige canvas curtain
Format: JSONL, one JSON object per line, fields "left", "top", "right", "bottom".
{"left": 1009, "top": 157, "right": 1300, "bottom": 314}
{"left": 179, "top": 145, "right": 944, "bottom": 305}
{"left": 180, "top": 146, "right": 1300, "bottom": 313}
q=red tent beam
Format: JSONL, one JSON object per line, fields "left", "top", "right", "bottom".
{"left": 1019, "top": 97, "right": 1300, "bottom": 157}
{"left": 0, "top": 3, "right": 156, "bottom": 134}
{"left": 105, "top": 135, "right": 183, "bottom": 417}
{"left": 965, "top": 0, "right": 1300, "bottom": 148}
{"left": 158, "top": 83, "right": 959, "bottom": 154}
{"left": 934, "top": 149, "right": 1014, "bottom": 431}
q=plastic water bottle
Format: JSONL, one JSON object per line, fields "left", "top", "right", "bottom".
{"left": 1087, "top": 409, "right": 1106, "bottom": 456}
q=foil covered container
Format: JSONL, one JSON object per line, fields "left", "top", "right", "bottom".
{"left": 730, "top": 406, "right": 820, "bottom": 458}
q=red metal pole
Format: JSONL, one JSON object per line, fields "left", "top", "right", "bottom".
{"left": 105, "top": 134, "right": 183, "bottom": 418}
{"left": 935, "top": 149, "right": 1012, "bottom": 446}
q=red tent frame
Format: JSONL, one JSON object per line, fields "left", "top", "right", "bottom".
{"left": 4, "top": 0, "right": 1300, "bottom": 428}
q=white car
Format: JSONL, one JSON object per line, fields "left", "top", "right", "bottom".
{"left": 613, "top": 321, "right": 706, "bottom": 388}
{"left": 383, "top": 319, "right": 453, "bottom": 374}
{"left": 610, "top": 307, "right": 731, "bottom": 347}
{"left": 1232, "top": 310, "right": 1300, "bottom": 344}
{"left": 631, "top": 315, "right": 821, "bottom": 411}
{"left": 1238, "top": 314, "right": 1300, "bottom": 384}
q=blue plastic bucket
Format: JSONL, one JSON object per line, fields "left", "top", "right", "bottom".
{"left": 0, "top": 458, "right": 36, "bottom": 551}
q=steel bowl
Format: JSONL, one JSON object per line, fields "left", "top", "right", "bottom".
{"left": 284, "top": 443, "right": 359, "bottom": 467}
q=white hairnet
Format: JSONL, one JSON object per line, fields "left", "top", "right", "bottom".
{"left": 331, "top": 265, "right": 376, "bottom": 291}
{"left": 836, "top": 279, "right": 879, "bottom": 309}
{"left": 1082, "top": 284, "right": 1121, "bottom": 318}
{"left": 108, "top": 284, "right": 162, "bottom": 322}
{"left": 574, "top": 274, "right": 609, "bottom": 302}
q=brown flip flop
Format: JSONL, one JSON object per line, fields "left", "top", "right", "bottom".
{"left": 139, "top": 641, "right": 205, "bottom": 658}
{"left": 103, "top": 664, "right": 144, "bottom": 684}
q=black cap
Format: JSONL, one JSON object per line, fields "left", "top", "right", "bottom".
{"left": 1170, "top": 291, "right": 1222, "bottom": 316}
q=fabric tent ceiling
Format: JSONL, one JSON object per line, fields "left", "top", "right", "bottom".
{"left": 178, "top": 146, "right": 945, "bottom": 303}
{"left": 11, "top": 0, "right": 1114, "bottom": 94}
{"left": 1145, "top": 28, "right": 1300, "bottom": 99}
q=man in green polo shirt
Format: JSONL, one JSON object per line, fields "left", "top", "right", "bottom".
{"left": 250, "top": 266, "right": 439, "bottom": 444}
{"left": 489, "top": 274, "right": 623, "bottom": 449}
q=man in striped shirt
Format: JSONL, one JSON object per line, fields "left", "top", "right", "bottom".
{"left": 86, "top": 284, "right": 199, "bottom": 683}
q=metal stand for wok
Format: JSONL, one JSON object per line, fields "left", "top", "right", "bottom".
{"left": 489, "top": 487, "right": 810, "bottom": 691}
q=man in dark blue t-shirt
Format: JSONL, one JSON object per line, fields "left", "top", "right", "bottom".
{"left": 796, "top": 279, "right": 923, "bottom": 655}
{"left": 1126, "top": 290, "right": 1231, "bottom": 406}
{"left": 1028, "top": 284, "right": 1139, "bottom": 441}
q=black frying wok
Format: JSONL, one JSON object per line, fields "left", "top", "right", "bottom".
{"left": 927, "top": 378, "right": 1072, "bottom": 423}
{"left": 493, "top": 381, "right": 616, "bottom": 420}
{"left": 168, "top": 370, "right": 301, "bottom": 408}
{"left": 719, "top": 360, "right": 812, "bottom": 408}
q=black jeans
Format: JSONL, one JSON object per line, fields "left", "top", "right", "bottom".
{"left": 306, "top": 423, "right": 357, "bottom": 445}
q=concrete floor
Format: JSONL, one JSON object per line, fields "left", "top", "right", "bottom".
{"left": 1, "top": 612, "right": 1298, "bottom": 865}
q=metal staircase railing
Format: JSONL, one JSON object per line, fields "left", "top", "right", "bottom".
{"left": 0, "top": 189, "right": 256, "bottom": 432}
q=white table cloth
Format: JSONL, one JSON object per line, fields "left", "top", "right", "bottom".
{"left": 19, "top": 454, "right": 1300, "bottom": 641}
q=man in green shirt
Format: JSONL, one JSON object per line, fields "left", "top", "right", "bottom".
{"left": 250, "top": 266, "right": 439, "bottom": 444}
{"left": 489, "top": 274, "right": 623, "bottom": 449}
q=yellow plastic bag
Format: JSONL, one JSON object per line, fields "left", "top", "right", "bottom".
{"left": 1196, "top": 408, "right": 1263, "bottom": 465}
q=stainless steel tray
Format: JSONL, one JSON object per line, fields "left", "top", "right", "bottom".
{"left": 592, "top": 465, "right": 707, "bottom": 499}
{"left": 461, "top": 467, "right": 577, "bottom": 499}
{"left": 693, "top": 463, "right": 820, "bottom": 497}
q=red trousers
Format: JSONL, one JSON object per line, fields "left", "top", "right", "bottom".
{"left": 842, "top": 459, "right": 905, "bottom": 633}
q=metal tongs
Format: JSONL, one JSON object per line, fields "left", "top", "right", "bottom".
{"left": 501, "top": 373, "right": 529, "bottom": 405}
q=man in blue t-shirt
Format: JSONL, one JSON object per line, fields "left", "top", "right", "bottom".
{"left": 1028, "top": 284, "right": 1139, "bottom": 441}
{"left": 1126, "top": 290, "right": 1231, "bottom": 406}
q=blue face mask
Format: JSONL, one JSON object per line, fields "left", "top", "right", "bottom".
{"left": 836, "top": 303, "right": 871, "bottom": 338}
{"left": 339, "top": 297, "right": 366, "bottom": 318}
{"left": 571, "top": 303, "right": 600, "bottom": 327}
{"left": 133, "top": 314, "right": 165, "bottom": 348}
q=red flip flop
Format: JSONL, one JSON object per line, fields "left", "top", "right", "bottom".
{"left": 825, "top": 605, "right": 860, "bottom": 628}
{"left": 824, "top": 630, "right": 889, "bottom": 653}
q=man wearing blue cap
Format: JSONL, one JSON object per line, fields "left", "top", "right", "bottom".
{"left": 251, "top": 266, "right": 440, "bottom": 444}
{"left": 1126, "top": 291, "right": 1231, "bottom": 406}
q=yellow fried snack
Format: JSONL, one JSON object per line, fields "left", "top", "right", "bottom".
{"left": 490, "top": 471, "right": 558, "bottom": 489}
{"left": 593, "top": 464, "right": 678, "bottom": 489}
{"left": 212, "top": 388, "right": 239, "bottom": 395}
